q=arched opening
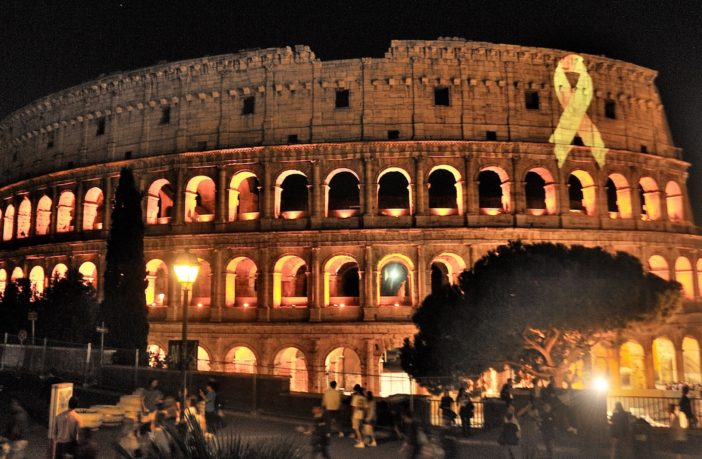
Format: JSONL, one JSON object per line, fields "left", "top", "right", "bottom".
{"left": 82, "top": 187, "right": 104, "bottom": 230}
{"left": 224, "top": 346, "right": 257, "bottom": 374}
{"left": 525, "top": 168, "right": 556, "bottom": 216}
{"left": 0, "top": 269, "right": 6, "bottom": 295}
{"left": 683, "top": 337, "right": 701, "bottom": 385}
{"left": 56, "top": 191, "right": 75, "bottom": 232}
{"left": 146, "top": 179, "right": 174, "bottom": 225}
{"left": 478, "top": 167, "right": 510, "bottom": 215}
{"left": 3, "top": 204, "right": 15, "bottom": 241}
{"left": 28, "top": 266, "right": 45, "bottom": 295}
{"left": 568, "top": 170, "right": 596, "bottom": 216}
{"left": 665, "top": 181, "right": 684, "bottom": 223}
{"left": 323, "top": 255, "right": 360, "bottom": 307}
{"left": 275, "top": 171, "right": 309, "bottom": 219}
{"left": 379, "top": 350, "right": 413, "bottom": 397}
{"left": 185, "top": 176, "right": 216, "bottom": 223}
{"left": 273, "top": 255, "right": 308, "bottom": 307}
{"left": 147, "top": 344, "right": 166, "bottom": 368}
{"left": 228, "top": 172, "right": 260, "bottom": 222}
{"left": 639, "top": 177, "right": 661, "bottom": 221}
{"left": 430, "top": 253, "right": 466, "bottom": 293}
{"left": 16, "top": 198, "right": 31, "bottom": 239}
{"left": 378, "top": 255, "right": 413, "bottom": 306}
{"left": 698, "top": 259, "right": 702, "bottom": 299}
{"left": 428, "top": 166, "right": 462, "bottom": 216}
{"left": 78, "top": 261, "right": 97, "bottom": 289}
{"left": 145, "top": 259, "right": 168, "bottom": 306}
{"left": 51, "top": 263, "right": 68, "bottom": 282}
{"left": 197, "top": 346, "right": 211, "bottom": 372}
{"left": 619, "top": 341, "right": 646, "bottom": 389}
{"left": 36, "top": 195, "right": 52, "bottom": 235}
{"left": 378, "top": 168, "right": 412, "bottom": 217}
{"left": 11, "top": 266, "right": 24, "bottom": 281}
{"left": 325, "top": 347, "right": 362, "bottom": 391}
{"left": 274, "top": 347, "right": 308, "bottom": 392}
{"left": 675, "top": 257, "right": 694, "bottom": 299}
{"left": 648, "top": 255, "right": 670, "bottom": 280}
{"left": 225, "top": 257, "right": 258, "bottom": 307}
{"left": 325, "top": 170, "right": 360, "bottom": 218}
{"left": 652, "top": 337, "right": 676, "bottom": 388}
{"left": 190, "top": 259, "right": 211, "bottom": 307}
{"left": 606, "top": 174, "right": 632, "bottom": 219}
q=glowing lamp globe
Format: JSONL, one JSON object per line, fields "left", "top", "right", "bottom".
{"left": 174, "top": 252, "right": 200, "bottom": 288}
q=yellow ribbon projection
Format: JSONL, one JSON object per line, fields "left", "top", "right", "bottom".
{"left": 549, "top": 54, "right": 608, "bottom": 167}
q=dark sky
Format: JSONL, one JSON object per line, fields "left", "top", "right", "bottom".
{"left": 2, "top": 0, "right": 701, "bottom": 222}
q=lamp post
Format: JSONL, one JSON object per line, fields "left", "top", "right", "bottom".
{"left": 173, "top": 251, "right": 200, "bottom": 420}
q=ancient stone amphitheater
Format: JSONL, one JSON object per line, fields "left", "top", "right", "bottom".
{"left": 0, "top": 39, "right": 700, "bottom": 394}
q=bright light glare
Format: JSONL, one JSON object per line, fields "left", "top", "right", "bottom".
{"left": 593, "top": 376, "right": 609, "bottom": 393}
{"left": 385, "top": 267, "right": 401, "bottom": 282}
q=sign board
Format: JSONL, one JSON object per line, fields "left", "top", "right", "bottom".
{"left": 48, "top": 382, "right": 73, "bottom": 439}
{"left": 168, "top": 339, "right": 199, "bottom": 371}
{"left": 17, "top": 329, "right": 27, "bottom": 343}
{"left": 27, "top": 311, "right": 38, "bottom": 321}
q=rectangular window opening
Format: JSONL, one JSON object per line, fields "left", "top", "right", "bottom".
{"left": 287, "top": 134, "right": 299, "bottom": 144}
{"left": 640, "top": 145, "right": 648, "bottom": 153}
{"left": 525, "top": 90, "right": 540, "bottom": 110}
{"left": 47, "top": 132, "right": 55, "bottom": 149}
{"left": 485, "top": 130, "right": 497, "bottom": 141}
{"left": 434, "top": 87, "right": 450, "bottom": 106}
{"left": 387, "top": 130, "right": 400, "bottom": 140}
{"left": 124, "top": 151, "right": 132, "bottom": 160}
{"left": 335, "top": 89, "right": 350, "bottom": 108}
{"left": 572, "top": 135, "right": 584, "bottom": 146}
{"left": 605, "top": 100, "right": 616, "bottom": 119}
{"left": 242, "top": 96, "right": 255, "bottom": 115}
{"left": 160, "top": 106, "right": 171, "bottom": 125}
{"left": 196, "top": 141, "right": 208, "bottom": 151}
{"left": 96, "top": 118, "right": 106, "bottom": 136}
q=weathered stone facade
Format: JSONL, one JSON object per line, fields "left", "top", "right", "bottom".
{"left": 0, "top": 39, "right": 700, "bottom": 393}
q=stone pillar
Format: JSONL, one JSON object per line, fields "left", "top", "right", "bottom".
{"left": 96, "top": 253, "right": 106, "bottom": 303}
{"left": 365, "top": 339, "right": 379, "bottom": 394}
{"left": 102, "top": 177, "right": 113, "bottom": 231}
{"left": 631, "top": 182, "right": 643, "bottom": 221}
{"left": 309, "top": 246, "right": 321, "bottom": 321}
{"left": 416, "top": 245, "right": 428, "bottom": 303}
{"left": 173, "top": 167, "right": 185, "bottom": 225}
{"left": 211, "top": 249, "right": 223, "bottom": 322}
{"left": 309, "top": 339, "right": 322, "bottom": 393}
{"left": 262, "top": 159, "right": 274, "bottom": 219}
{"left": 28, "top": 194, "right": 38, "bottom": 238}
{"left": 595, "top": 173, "right": 609, "bottom": 221}
{"left": 363, "top": 156, "right": 374, "bottom": 216}
{"left": 643, "top": 338, "right": 655, "bottom": 389}
{"left": 258, "top": 246, "right": 271, "bottom": 321}
{"left": 216, "top": 167, "right": 227, "bottom": 224}
{"left": 414, "top": 155, "right": 426, "bottom": 216}
{"left": 167, "top": 262, "right": 181, "bottom": 321}
{"left": 11, "top": 197, "right": 19, "bottom": 240}
{"left": 363, "top": 245, "right": 376, "bottom": 320}
{"left": 75, "top": 181, "right": 85, "bottom": 232}
{"left": 464, "top": 155, "right": 478, "bottom": 218}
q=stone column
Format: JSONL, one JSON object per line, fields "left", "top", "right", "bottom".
{"left": 675, "top": 338, "right": 686, "bottom": 383}
{"left": 75, "top": 181, "right": 85, "bottom": 232}
{"left": 311, "top": 161, "right": 322, "bottom": 226}
{"left": 631, "top": 182, "right": 643, "bottom": 221}
{"left": 464, "top": 155, "right": 478, "bottom": 218}
{"left": 173, "top": 167, "right": 185, "bottom": 225}
{"left": 102, "top": 177, "right": 113, "bottom": 231}
{"left": 309, "top": 246, "right": 321, "bottom": 321}
{"left": 643, "top": 338, "right": 655, "bottom": 389}
{"left": 258, "top": 246, "right": 271, "bottom": 321}
{"left": 416, "top": 245, "right": 427, "bottom": 302}
{"left": 167, "top": 261, "right": 181, "bottom": 321}
{"left": 262, "top": 158, "right": 274, "bottom": 219}
{"left": 216, "top": 167, "right": 227, "bottom": 224}
{"left": 28, "top": 194, "right": 38, "bottom": 238}
{"left": 363, "top": 245, "right": 376, "bottom": 320}
{"left": 11, "top": 197, "right": 19, "bottom": 240}
{"left": 414, "top": 155, "right": 426, "bottom": 216}
{"left": 365, "top": 339, "right": 379, "bottom": 394}
{"left": 363, "top": 156, "right": 374, "bottom": 216}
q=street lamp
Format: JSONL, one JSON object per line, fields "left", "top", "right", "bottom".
{"left": 174, "top": 251, "right": 200, "bottom": 419}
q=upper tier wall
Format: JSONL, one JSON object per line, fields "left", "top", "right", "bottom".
{"left": 0, "top": 39, "right": 678, "bottom": 186}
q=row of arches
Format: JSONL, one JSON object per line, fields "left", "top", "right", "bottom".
{"left": 0, "top": 261, "right": 98, "bottom": 297}
{"left": 617, "top": 337, "right": 701, "bottom": 389}
{"left": 647, "top": 255, "right": 702, "bottom": 300}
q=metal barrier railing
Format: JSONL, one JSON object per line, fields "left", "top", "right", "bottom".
{"left": 607, "top": 395, "right": 702, "bottom": 427}
{"left": 427, "top": 397, "right": 485, "bottom": 428}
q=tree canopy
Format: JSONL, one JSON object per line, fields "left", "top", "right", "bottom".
{"left": 0, "top": 278, "right": 33, "bottom": 336}
{"left": 401, "top": 241, "right": 682, "bottom": 390}
{"left": 101, "top": 167, "right": 148, "bottom": 354}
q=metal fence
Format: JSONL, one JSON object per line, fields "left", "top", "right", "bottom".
{"left": 427, "top": 397, "right": 485, "bottom": 429}
{"left": 607, "top": 395, "right": 702, "bottom": 427}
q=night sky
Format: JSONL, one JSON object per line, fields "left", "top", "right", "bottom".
{"left": 1, "top": 0, "right": 700, "bottom": 222}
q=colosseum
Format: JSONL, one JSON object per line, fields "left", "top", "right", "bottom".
{"left": 0, "top": 38, "right": 700, "bottom": 395}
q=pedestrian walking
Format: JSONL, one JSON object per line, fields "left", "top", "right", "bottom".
{"left": 117, "top": 418, "right": 139, "bottom": 458}
{"left": 321, "top": 380, "right": 343, "bottom": 437}
{"left": 4, "top": 399, "right": 28, "bottom": 459}
{"left": 609, "top": 402, "right": 631, "bottom": 459}
{"left": 518, "top": 397, "right": 540, "bottom": 459}
{"left": 498, "top": 412, "right": 520, "bottom": 459}
{"left": 457, "top": 387, "right": 474, "bottom": 437}
{"left": 500, "top": 378, "right": 514, "bottom": 407}
{"left": 400, "top": 411, "right": 422, "bottom": 459}
{"left": 350, "top": 384, "right": 366, "bottom": 448}
{"left": 440, "top": 390, "right": 457, "bottom": 427}
{"left": 311, "top": 406, "right": 331, "bottom": 459}
{"left": 363, "top": 391, "right": 377, "bottom": 447}
{"left": 679, "top": 385, "right": 697, "bottom": 428}
{"left": 539, "top": 403, "right": 556, "bottom": 459}
{"left": 199, "top": 380, "right": 220, "bottom": 433}
{"left": 53, "top": 396, "right": 81, "bottom": 459}
{"left": 150, "top": 412, "right": 171, "bottom": 455}
{"left": 669, "top": 404, "right": 687, "bottom": 459}
{"left": 75, "top": 428, "right": 98, "bottom": 459}
{"left": 142, "top": 378, "right": 163, "bottom": 417}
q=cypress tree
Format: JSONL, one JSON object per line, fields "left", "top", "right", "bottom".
{"left": 101, "top": 167, "right": 148, "bottom": 355}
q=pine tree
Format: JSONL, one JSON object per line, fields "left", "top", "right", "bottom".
{"left": 101, "top": 167, "right": 148, "bottom": 356}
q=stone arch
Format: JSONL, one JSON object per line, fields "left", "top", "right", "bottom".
{"left": 682, "top": 337, "right": 701, "bottom": 385}
{"left": 478, "top": 166, "right": 510, "bottom": 214}
{"left": 273, "top": 255, "right": 308, "bottom": 307}
{"left": 324, "top": 346, "right": 363, "bottom": 391}
{"left": 228, "top": 171, "right": 260, "bottom": 222}
{"left": 323, "top": 255, "right": 360, "bottom": 307}
{"left": 648, "top": 255, "right": 670, "bottom": 280}
{"left": 11, "top": 266, "right": 24, "bottom": 281}
{"left": 82, "top": 187, "right": 104, "bottom": 230}
{"left": 56, "top": 190, "right": 75, "bottom": 232}
{"left": 51, "top": 263, "right": 68, "bottom": 282}
{"left": 191, "top": 258, "right": 212, "bottom": 307}
{"left": 0, "top": 269, "right": 6, "bottom": 295}
{"left": 184, "top": 175, "right": 216, "bottom": 223}
{"left": 273, "top": 346, "right": 309, "bottom": 392}
{"left": 78, "top": 261, "right": 98, "bottom": 289}
{"left": 225, "top": 257, "right": 258, "bottom": 307}
{"left": 675, "top": 256, "right": 694, "bottom": 299}
{"left": 3, "top": 204, "right": 15, "bottom": 241}
{"left": 605, "top": 173, "right": 633, "bottom": 219}
{"left": 223, "top": 345, "right": 257, "bottom": 374}
{"left": 325, "top": 169, "right": 360, "bottom": 218}
{"left": 377, "top": 253, "right": 414, "bottom": 306}
{"left": 146, "top": 179, "right": 174, "bottom": 224}
{"left": 698, "top": 259, "right": 702, "bottom": 299}
{"left": 145, "top": 259, "right": 168, "bottom": 306}
{"left": 619, "top": 340, "right": 646, "bottom": 389}
{"left": 428, "top": 165, "right": 463, "bottom": 216}
{"left": 568, "top": 170, "right": 596, "bottom": 216}
{"left": 36, "top": 195, "right": 52, "bottom": 235}
{"left": 430, "top": 252, "right": 466, "bottom": 292}
{"left": 197, "top": 345, "right": 211, "bottom": 372}
{"left": 377, "top": 167, "right": 412, "bottom": 217}
{"left": 652, "top": 337, "right": 677, "bottom": 387}
{"left": 16, "top": 197, "right": 31, "bottom": 239}
{"left": 524, "top": 167, "right": 557, "bottom": 216}
{"left": 28, "top": 265, "right": 45, "bottom": 295}
{"left": 639, "top": 176, "right": 661, "bottom": 221}
{"left": 665, "top": 181, "right": 684, "bottom": 223}
{"left": 275, "top": 170, "right": 308, "bottom": 219}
